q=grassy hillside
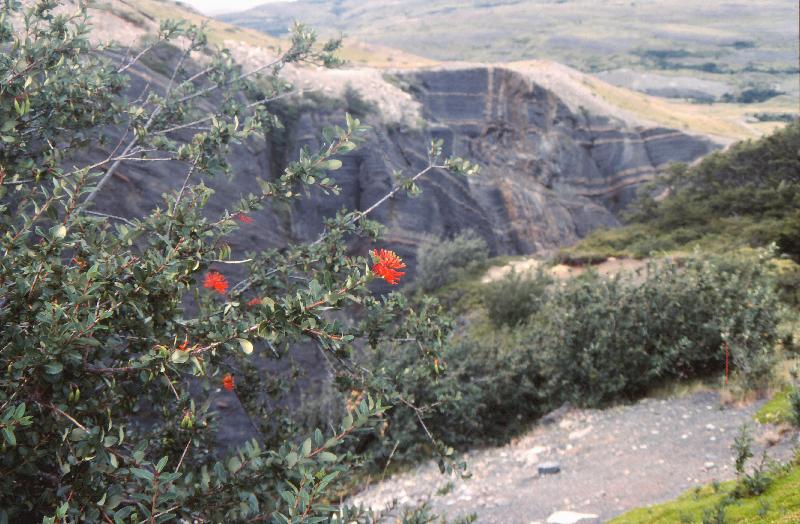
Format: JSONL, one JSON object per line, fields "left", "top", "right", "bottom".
{"left": 92, "top": 0, "right": 436, "bottom": 68}
{"left": 221, "top": 0, "right": 799, "bottom": 103}
{"left": 609, "top": 460, "right": 800, "bottom": 523}
{"left": 560, "top": 121, "right": 800, "bottom": 260}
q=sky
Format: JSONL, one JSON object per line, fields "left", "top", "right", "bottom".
{"left": 179, "top": 0, "right": 293, "bottom": 15}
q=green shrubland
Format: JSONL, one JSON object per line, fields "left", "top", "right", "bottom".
{"left": 369, "top": 254, "right": 783, "bottom": 458}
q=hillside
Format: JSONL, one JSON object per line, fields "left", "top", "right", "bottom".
{"left": 64, "top": 0, "right": 729, "bottom": 272}
{"left": 221, "top": 0, "right": 799, "bottom": 107}
{"left": 82, "top": 0, "right": 783, "bottom": 141}
{"left": 3, "top": 2, "right": 798, "bottom": 522}
{"left": 561, "top": 121, "right": 800, "bottom": 260}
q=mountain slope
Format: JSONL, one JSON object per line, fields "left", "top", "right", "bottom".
{"left": 77, "top": 0, "right": 721, "bottom": 269}
{"left": 221, "top": 0, "right": 799, "bottom": 90}
{"left": 560, "top": 121, "right": 800, "bottom": 259}
{"left": 221, "top": 0, "right": 799, "bottom": 139}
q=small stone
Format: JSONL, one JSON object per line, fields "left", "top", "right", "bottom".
{"left": 704, "top": 461, "right": 716, "bottom": 470}
{"left": 538, "top": 462, "right": 561, "bottom": 475}
{"left": 546, "top": 511, "right": 600, "bottom": 524}
{"left": 705, "top": 424, "right": 716, "bottom": 430}
{"left": 569, "top": 426, "right": 593, "bottom": 440}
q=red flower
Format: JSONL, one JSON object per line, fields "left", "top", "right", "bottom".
{"left": 203, "top": 271, "right": 228, "bottom": 295}
{"left": 222, "top": 373, "right": 235, "bottom": 391}
{"left": 235, "top": 213, "right": 253, "bottom": 224}
{"left": 370, "top": 249, "right": 406, "bottom": 285}
{"left": 178, "top": 338, "right": 190, "bottom": 352}
{"left": 247, "top": 297, "right": 263, "bottom": 307}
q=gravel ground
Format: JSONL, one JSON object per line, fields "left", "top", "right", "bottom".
{"left": 352, "top": 391, "right": 799, "bottom": 523}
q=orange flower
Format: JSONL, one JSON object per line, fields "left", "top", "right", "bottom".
{"left": 370, "top": 249, "right": 406, "bottom": 285}
{"left": 235, "top": 213, "right": 253, "bottom": 224}
{"left": 222, "top": 373, "right": 234, "bottom": 391}
{"left": 247, "top": 297, "right": 262, "bottom": 307}
{"left": 203, "top": 271, "right": 228, "bottom": 295}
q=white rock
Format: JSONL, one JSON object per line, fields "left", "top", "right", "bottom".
{"left": 546, "top": 511, "right": 600, "bottom": 524}
{"left": 568, "top": 426, "right": 594, "bottom": 440}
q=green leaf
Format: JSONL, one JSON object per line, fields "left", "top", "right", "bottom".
{"left": 237, "top": 338, "right": 253, "bottom": 355}
{"left": 2, "top": 427, "right": 16, "bottom": 447}
{"left": 317, "top": 451, "right": 337, "bottom": 463}
{"left": 285, "top": 451, "right": 298, "bottom": 468}
{"left": 43, "top": 362, "right": 63, "bottom": 375}
{"left": 170, "top": 350, "right": 190, "bottom": 364}
{"left": 69, "top": 428, "right": 88, "bottom": 441}
{"left": 156, "top": 456, "right": 168, "bottom": 473}
{"left": 317, "top": 470, "right": 339, "bottom": 491}
{"left": 130, "top": 467, "right": 154, "bottom": 482}
{"left": 321, "top": 159, "right": 342, "bottom": 171}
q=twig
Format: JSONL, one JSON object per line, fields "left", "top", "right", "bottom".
{"left": 84, "top": 211, "right": 137, "bottom": 227}
{"left": 45, "top": 403, "right": 87, "bottom": 431}
{"left": 174, "top": 438, "right": 191, "bottom": 473}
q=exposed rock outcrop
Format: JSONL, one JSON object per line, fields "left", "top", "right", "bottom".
{"left": 90, "top": 60, "right": 719, "bottom": 271}
{"left": 285, "top": 65, "right": 718, "bottom": 268}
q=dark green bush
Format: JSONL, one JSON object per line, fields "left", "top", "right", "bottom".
{"left": 790, "top": 390, "right": 800, "bottom": 428}
{"left": 0, "top": 4, "right": 479, "bottom": 521}
{"left": 534, "top": 258, "right": 778, "bottom": 405}
{"left": 372, "top": 255, "right": 780, "bottom": 458}
{"left": 483, "top": 269, "right": 551, "bottom": 327}
{"left": 415, "top": 230, "right": 489, "bottom": 291}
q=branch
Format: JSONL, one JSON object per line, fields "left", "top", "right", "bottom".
{"left": 44, "top": 403, "right": 87, "bottom": 431}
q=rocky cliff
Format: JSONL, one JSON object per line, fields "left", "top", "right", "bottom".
{"left": 90, "top": 58, "right": 719, "bottom": 272}
{"left": 284, "top": 65, "right": 718, "bottom": 266}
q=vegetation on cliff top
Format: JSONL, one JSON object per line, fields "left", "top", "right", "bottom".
{"left": 561, "top": 121, "right": 800, "bottom": 261}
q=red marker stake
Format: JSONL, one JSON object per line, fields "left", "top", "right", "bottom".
{"left": 724, "top": 341, "right": 729, "bottom": 386}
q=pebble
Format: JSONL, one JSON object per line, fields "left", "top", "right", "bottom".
{"left": 538, "top": 462, "right": 561, "bottom": 475}
{"left": 546, "top": 510, "right": 600, "bottom": 524}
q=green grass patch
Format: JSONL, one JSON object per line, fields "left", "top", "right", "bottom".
{"left": 756, "top": 386, "right": 798, "bottom": 425}
{"left": 609, "top": 462, "right": 800, "bottom": 523}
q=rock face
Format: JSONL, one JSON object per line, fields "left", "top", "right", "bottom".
{"left": 92, "top": 62, "right": 719, "bottom": 270}
{"left": 287, "top": 65, "right": 717, "bottom": 267}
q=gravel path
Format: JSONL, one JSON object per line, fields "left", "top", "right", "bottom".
{"left": 352, "top": 391, "right": 798, "bottom": 523}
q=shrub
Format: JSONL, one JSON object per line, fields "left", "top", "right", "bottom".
{"left": 790, "top": 390, "right": 800, "bottom": 428}
{"left": 0, "top": 4, "right": 479, "bottom": 522}
{"left": 535, "top": 257, "right": 779, "bottom": 405}
{"left": 483, "top": 269, "right": 551, "bottom": 327}
{"left": 372, "top": 255, "right": 780, "bottom": 456}
{"left": 415, "top": 230, "right": 489, "bottom": 291}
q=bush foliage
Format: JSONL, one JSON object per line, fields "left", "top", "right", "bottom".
{"left": 415, "top": 230, "right": 489, "bottom": 292}
{"left": 374, "top": 256, "right": 781, "bottom": 451}
{"left": 0, "top": 3, "right": 480, "bottom": 522}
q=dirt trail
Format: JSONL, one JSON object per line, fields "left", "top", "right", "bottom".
{"left": 481, "top": 257, "right": 653, "bottom": 284}
{"left": 352, "top": 391, "right": 798, "bottom": 523}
